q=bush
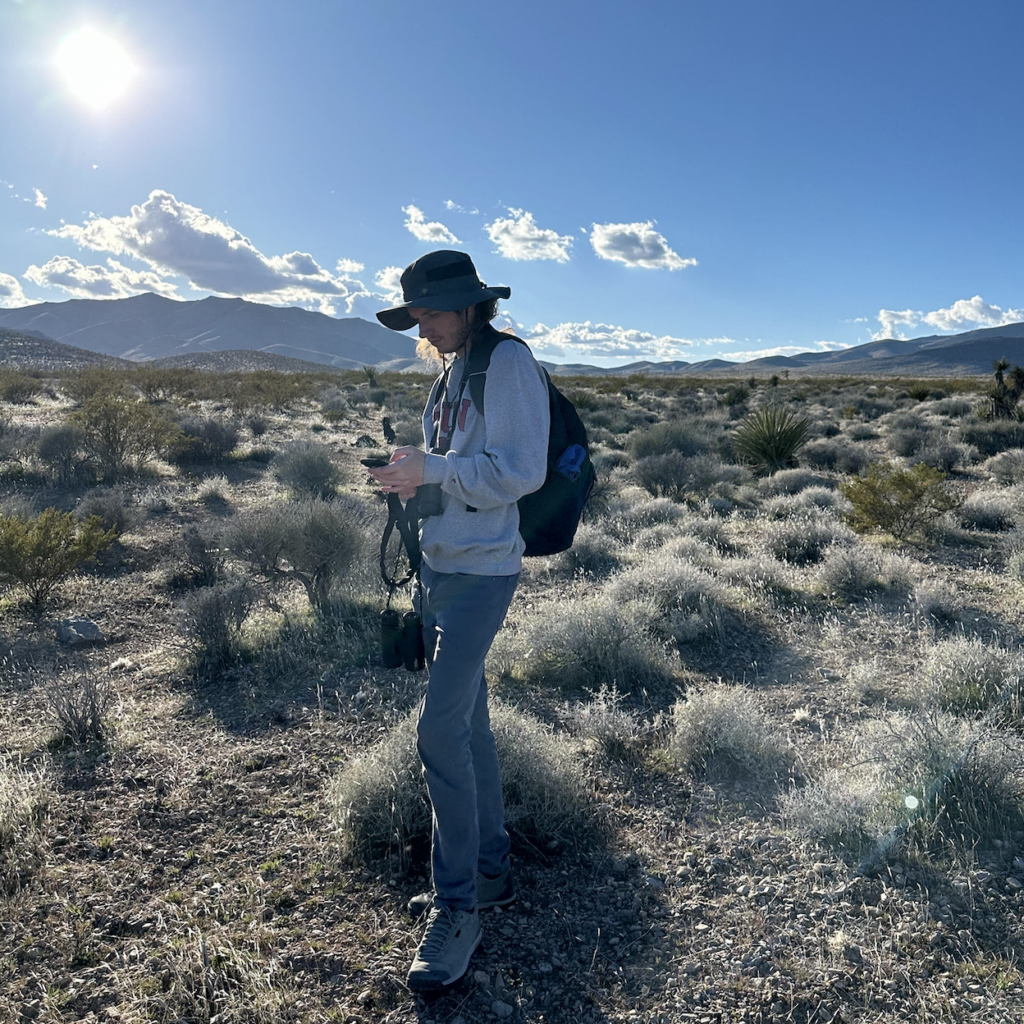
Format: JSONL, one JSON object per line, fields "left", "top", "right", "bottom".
{"left": 327, "top": 702, "right": 600, "bottom": 866}
{"left": 955, "top": 488, "right": 1017, "bottom": 532}
{"left": 36, "top": 423, "right": 89, "bottom": 484}
{"left": 179, "top": 579, "right": 258, "bottom": 674}
{"left": 0, "top": 368, "right": 43, "bottom": 404}
{"left": 925, "top": 637, "right": 1022, "bottom": 715}
{"left": 0, "top": 759, "right": 50, "bottom": 894}
{"left": 627, "top": 418, "right": 713, "bottom": 459}
{"left": 168, "top": 415, "right": 240, "bottom": 466}
{"left": 77, "top": 486, "right": 139, "bottom": 535}
{"left": 271, "top": 440, "right": 341, "bottom": 499}
{"left": 731, "top": 406, "right": 810, "bottom": 476}
{"left": 816, "top": 545, "right": 882, "bottom": 601}
{"left": 631, "top": 452, "right": 726, "bottom": 501}
{"left": 801, "top": 438, "right": 869, "bottom": 475}
{"left": 228, "top": 498, "right": 373, "bottom": 611}
{"left": 492, "top": 593, "right": 677, "bottom": 693}
{"left": 668, "top": 685, "right": 792, "bottom": 782}
{"left": 957, "top": 419, "right": 1024, "bottom": 457}
{"left": 757, "top": 468, "right": 831, "bottom": 496}
{"left": 912, "top": 581, "right": 962, "bottom": 627}
{"left": 553, "top": 522, "right": 621, "bottom": 577}
{"left": 761, "top": 513, "right": 849, "bottom": 565}
{"left": 171, "top": 525, "right": 224, "bottom": 589}
{"left": 841, "top": 462, "right": 963, "bottom": 540}
{"left": 0, "top": 508, "right": 116, "bottom": 607}
{"left": 70, "top": 393, "right": 174, "bottom": 480}
{"left": 984, "top": 448, "right": 1024, "bottom": 485}
{"left": 245, "top": 411, "right": 271, "bottom": 438}
{"left": 887, "top": 428, "right": 927, "bottom": 457}
{"left": 564, "top": 684, "right": 647, "bottom": 758}
{"left": 780, "top": 773, "right": 872, "bottom": 852}
{"left": 42, "top": 665, "right": 112, "bottom": 745}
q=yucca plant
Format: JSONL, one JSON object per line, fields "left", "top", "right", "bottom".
{"left": 731, "top": 406, "right": 810, "bottom": 476}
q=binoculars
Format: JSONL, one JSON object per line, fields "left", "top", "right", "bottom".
{"left": 380, "top": 608, "right": 425, "bottom": 672}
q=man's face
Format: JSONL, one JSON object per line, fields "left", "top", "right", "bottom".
{"left": 408, "top": 307, "right": 472, "bottom": 356}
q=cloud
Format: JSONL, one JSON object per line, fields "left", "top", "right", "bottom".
{"left": 374, "top": 266, "right": 404, "bottom": 304}
{"left": 33, "top": 188, "right": 47, "bottom": 209}
{"left": 720, "top": 340, "right": 852, "bottom": 362}
{"left": 48, "top": 190, "right": 368, "bottom": 314}
{"left": 520, "top": 320, "right": 697, "bottom": 361}
{"left": 402, "top": 204, "right": 459, "bottom": 244}
{"left": 0, "top": 272, "right": 31, "bottom": 308}
{"left": 484, "top": 208, "right": 573, "bottom": 262}
{"left": 590, "top": 221, "right": 696, "bottom": 270}
{"left": 444, "top": 199, "right": 478, "bottom": 214}
{"left": 24, "top": 256, "right": 180, "bottom": 300}
{"left": 872, "top": 296, "right": 1024, "bottom": 340}
{"left": 336, "top": 258, "right": 364, "bottom": 273}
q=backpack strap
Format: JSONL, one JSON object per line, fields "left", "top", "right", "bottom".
{"left": 465, "top": 328, "right": 526, "bottom": 416}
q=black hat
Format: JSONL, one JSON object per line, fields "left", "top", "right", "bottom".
{"left": 376, "top": 250, "right": 511, "bottom": 332}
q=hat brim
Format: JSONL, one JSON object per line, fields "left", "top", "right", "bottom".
{"left": 376, "top": 285, "right": 511, "bottom": 332}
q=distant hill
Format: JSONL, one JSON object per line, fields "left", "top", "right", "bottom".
{"left": 0, "top": 293, "right": 417, "bottom": 370}
{"left": 0, "top": 327, "right": 132, "bottom": 370}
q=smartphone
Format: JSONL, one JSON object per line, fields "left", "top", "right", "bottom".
{"left": 360, "top": 457, "right": 389, "bottom": 468}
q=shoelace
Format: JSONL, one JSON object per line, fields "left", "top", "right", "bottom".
{"left": 418, "top": 906, "right": 462, "bottom": 957}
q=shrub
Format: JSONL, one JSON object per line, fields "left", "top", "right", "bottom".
{"left": 761, "top": 513, "right": 849, "bottom": 565}
{"left": 887, "top": 428, "right": 927, "bottom": 457}
{"left": 564, "top": 684, "right": 647, "bottom": 758}
{"left": 841, "top": 463, "right": 963, "bottom": 540}
{"left": 245, "top": 411, "right": 271, "bottom": 438}
{"left": 328, "top": 702, "right": 599, "bottom": 865}
{"left": 801, "top": 438, "right": 869, "bottom": 475}
{"left": 179, "top": 579, "right": 258, "bottom": 674}
{"left": 632, "top": 452, "right": 725, "bottom": 501}
{"left": 42, "top": 665, "right": 112, "bottom": 745}
{"left": 168, "top": 415, "right": 240, "bottom": 466}
{"left": 910, "top": 441, "right": 965, "bottom": 473}
{"left": 627, "top": 418, "right": 713, "bottom": 459}
{"left": 757, "top": 468, "right": 831, "bottom": 496}
{"left": 36, "top": 423, "right": 89, "bottom": 484}
{"left": 780, "top": 773, "right": 872, "bottom": 851}
{"left": 912, "top": 581, "right": 962, "bottom": 627}
{"left": 955, "top": 488, "right": 1017, "bottom": 532}
{"left": 731, "top": 406, "right": 810, "bottom": 476}
{"left": 492, "top": 593, "right": 677, "bottom": 693}
{"left": 77, "top": 486, "right": 139, "bottom": 535}
{"left": 0, "top": 759, "right": 50, "bottom": 893}
{"left": 171, "top": 525, "right": 224, "bottom": 589}
{"left": 228, "top": 498, "right": 373, "bottom": 611}
{"left": 271, "top": 440, "right": 341, "bottom": 499}
{"left": 924, "top": 637, "right": 1022, "bottom": 715}
{"left": 816, "top": 545, "right": 882, "bottom": 601}
{"left": 553, "top": 522, "right": 621, "bottom": 576}
{"left": 957, "top": 419, "right": 1024, "bottom": 457}
{"left": 668, "top": 685, "right": 792, "bottom": 782}
{"left": 0, "top": 508, "right": 116, "bottom": 607}
{"left": 70, "top": 393, "right": 174, "bottom": 480}
{"left": 0, "top": 368, "right": 43, "bottom": 404}
{"left": 984, "top": 448, "right": 1024, "bottom": 485}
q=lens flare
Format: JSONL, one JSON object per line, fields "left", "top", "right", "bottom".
{"left": 55, "top": 28, "right": 136, "bottom": 108}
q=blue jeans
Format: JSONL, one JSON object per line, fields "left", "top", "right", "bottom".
{"left": 417, "top": 564, "right": 519, "bottom": 911}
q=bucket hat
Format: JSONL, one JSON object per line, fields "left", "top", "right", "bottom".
{"left": 376, "top": 250, "right": 511, "bottom": 332}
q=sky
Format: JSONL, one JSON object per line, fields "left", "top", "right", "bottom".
{"left": 1, "top": 0, "right": 1023, "bottom": 368}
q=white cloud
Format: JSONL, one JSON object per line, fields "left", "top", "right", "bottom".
{"left": 402, "top": 204, "right": 459, "bottom": 244}
{"left": 0, "top": 272, "right": 31, "bottom": 308}
{"left": 484, "top": 208, "right": 573, "bottom": 262}
{"left": 24, "top": 256, "right": 180, "bottom": 300}
{"left": 336, "top": 258, "right": 364, "bottom": 273}
{"left": 48, "top": 190, "right": 368, "bottom": 314}
{"left": 374, "top": 266, "right": 404, "bottom": 305}
{"left": 521, "top": 320, "right": 697, "bottom": 361}
{"left": 590, "top": 221, "right": 696, "bottom": 270}
{"left": 720, "top": 340, "right": 851, "bottom": 362}
{"left": 33, "top": 188, "right": 47, "bottom": 209}
{"left": 872, "top": 296, "right": 1024, "bottom": 340}
{"left": 444, "top": 199, "right": 478, "bottom": 214}
{"left": 922, "top": 295, "right": 1024, "bottom": 332}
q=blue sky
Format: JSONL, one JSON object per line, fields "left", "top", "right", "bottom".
{"left": 2, "top": 0, "right": 1022, "bottom": 367}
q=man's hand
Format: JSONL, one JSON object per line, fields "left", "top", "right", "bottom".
{"left": 369, "top": 446, "right": 426, "bottom": 501}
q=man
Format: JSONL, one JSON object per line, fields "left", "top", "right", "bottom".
{"left": 371, "top": 250, "right": 550, "bottom": 992}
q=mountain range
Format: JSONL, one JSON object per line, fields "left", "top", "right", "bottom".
{"left": 2, "top": 293, "right": 1024, "bottom": 377}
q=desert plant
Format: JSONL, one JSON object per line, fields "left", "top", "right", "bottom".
{"left": 76, "top": 486, "right": 139, "bottom": 535}
{"left": 328, "top": 702, "right": 599, "bottom": 865}
{"left": 987, "top": 359, "right": 1024, "bottom": 420}
{"left": 0, "top": 508, "right": 116, "bottom": 607}
{"left": 0, "top": 368, "right": 43, "bottom": 404}
{"left": 168, "top": 415, "right": 240, "bottom": 466}
{"left": 668, "top": 685, "right": 793, "bottom": 782}
{"left": 564, "top": 684, "right": 647, "bottom": 758}
{"left": 957, "top": 418, "right": 1024, "bottom": 457}
{"left": 841, "top": 462, "right": 963, "bottom": 540}
{"left": 179, "top": 579, "right": 258, "bottom": 673}
{"left": 955, "top": 488, "right": 1017, "bottom": 532}
{"left": 780, "top": 773, "right": 872, "bottom": 852}
{"left": 816, "top": 545, "right": 882, "bottom": 601}
{"left": 760, "top": 512, "right": 849, "bottom": 565}
{"left": 70, "top": 393, "right": 174, "bottom": 480}
{"left": 36, "top": 423, "right": 89, "bottom": 484}
{"left": 41, "top": 664, "right": 112, "bottom": 745}
{"left": 271, "top": 440, "right": 341, "bottom": 499}
{"left": 553, "top": 522, "right": 621, "bottom": 576}
{"left": 245, "top": 410, "right": 271, "bottom": 438}
{"left": 0, "top": 758, "right": 50, "bottom": 894}
{"left": 228, "top": 498, "right": 373, "bottom": 611}
{"left": 912, "top": 581, "right": 962, "bottom": 628}
{"left": 627, "top": 418, "right": 714, "bottom": 460}
{"left": 984, "top": 448, "right": 1024, "bottom": 485}
{"left": 924, "top": 637, "right": 1022, "bottom": 715}
{"left": 731, "top": 405, "right": 810, "bottom": 476}
{"left": 171, "top": 524, "right": 225, "bottom": 589}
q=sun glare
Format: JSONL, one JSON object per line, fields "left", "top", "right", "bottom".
{"left": 56, "top": 28, "right": 136, "bottom": 108}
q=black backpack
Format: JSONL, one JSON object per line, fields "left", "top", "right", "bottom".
{"left": 464, "top": 329, "right": 596, "bottom": 556}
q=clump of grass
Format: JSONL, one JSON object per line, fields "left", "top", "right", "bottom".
{"left": 553, "top": 522, "right": 622, "bottom": 577}
{"left": 0, "top": 758, "right": 50, "bottom": 893}
{"left": 564, "top": 684, "right": 648, "bottom": 758}
{"left": 760, "top": 512, "right": 850, "bottom": 565}
{"left": 40, "top": 664, "right": 113, "bottom": 746}
{"left": 327, "top": 702, "right": 600, "bottom": 866}
{"left": 271, "top": 440, "right": 341, "bottom": 499}
{"left": 76, "top": 485, "right": 140, "bottom": 535}
{"left": 816, "top": 545, "right": 882, "bottom": 601}
{"left": 758, "top": 468, "right": 831, "bottom": 496}
{"left": 780, "top": 773, "right": 872, "bottom": 852}
{"left": 493, "top": 592, "right": 677, "bottom": 693}
{"left": 955, "top": 488, "right": 1017, "bottom": 532}
{"left": 924, "top": 637, "right": 1022, "bottom": 715}
{"left": 984, "top": 448, "right": 1024, "bottom": 485}
{"left": 667, "top": 685, "right": 793, "bottom": 782}
{"left": 196, "top": 474, "right": 231, "bottom": 506}
{"left": 912, "top": 580, "right": 962, "bottom": 628}
{"left": 179, "top": 579, "right": 258, "bottom": 676}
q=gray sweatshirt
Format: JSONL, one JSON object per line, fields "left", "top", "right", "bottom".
{"left": 419, "top": 336, "right": 550, "bottom": 575}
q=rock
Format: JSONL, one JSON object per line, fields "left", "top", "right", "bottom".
{"left": 842, "top": 944, "right": 864, "bottom": 966}
{"left": 356, "top": 989, "right": 373, "bottom": 1006}
{"left": 491, "top": 1000, "right": 514, "bottom": 1018}
{"left": 57, "top": 617, "right": 105, "bottom": 645}
{"left": 1006, "top": 876, "right": 1022, "bottom": 891}
{"left": 646, "top": 875, "right": 665, "bottom": 890}
{"left": 473, "top": 970, "right": 491, "bottom": 987}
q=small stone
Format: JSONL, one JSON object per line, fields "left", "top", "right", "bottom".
{"left": 538, "top": 962, "right": 552, "bottom": 973}
{"left": 1006, "top": 876, "right": 1022, "bottom": 891}
{"left": 683, "top": 851, "right": 698, "bottom": 868}
{"left": 491, "top": 1000, "right": 514, "bottom": 1018}
{"left": 974, "top": 870, "right": 993, "bottom": 884}
{"left": 356, "top": 989, "right": 373, "bottom": 1006}
{"left": 842, "top": 944, "right": 863, "bottom": 966}
{"left": 473, "top": 971, "right": 491, "bottom": 987}
{"left": 57, "top": 617, "right": 105, "bottom": 646}
{"left": 646, "top": 875, "right": 665, "bottom": 890}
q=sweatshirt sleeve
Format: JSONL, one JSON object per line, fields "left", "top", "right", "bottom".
{"left": 421, "top": 340, "right": 550, "bottom": 509}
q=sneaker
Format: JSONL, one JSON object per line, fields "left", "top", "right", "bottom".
{"left": 406, "top": 905, "right": 481, "bottom": 992}
{"left": 407, "top": 866, "right": 516, "bottom": 917}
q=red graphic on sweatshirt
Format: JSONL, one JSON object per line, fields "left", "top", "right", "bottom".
{"left": 437, "top": 399, "right": 471, "bottom": 435}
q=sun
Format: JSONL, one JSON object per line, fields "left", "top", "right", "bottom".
{"left": 55, "top": 28, "right": 136, "bottom": 109}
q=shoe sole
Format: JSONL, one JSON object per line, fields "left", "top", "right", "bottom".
{"left": 408, "top": 890, "right": 516, "bottom": 917}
